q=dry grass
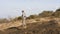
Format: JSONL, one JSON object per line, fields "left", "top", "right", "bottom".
{"left": 0, "top": 18, "right": 60, "bottom": 34}
{"left": 0, "top": 20, "right": 59, "bottom": 34}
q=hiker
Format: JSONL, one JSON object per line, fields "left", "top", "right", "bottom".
{"left": 22, "top": 10, "right": 26, "bottom": 28}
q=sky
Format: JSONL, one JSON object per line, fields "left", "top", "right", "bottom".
{"left": 0, "top": 0, "right": 60, "bottom": 18}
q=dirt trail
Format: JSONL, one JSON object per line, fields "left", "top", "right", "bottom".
{"left": 0, "top": 21, "right": 22, "bottom": 30}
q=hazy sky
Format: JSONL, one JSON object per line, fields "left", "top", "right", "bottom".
{"left": 0, "top": 0, "right": 60, "bottom": 18}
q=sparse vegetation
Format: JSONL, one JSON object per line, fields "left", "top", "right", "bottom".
{"left": 0, "top": 8, "right": 60, "bottom": 34}
{"left": 0, "top": 18, "right": 10, "bottom": 23}
{"left": 39, "top": 11, "right": 53, "bottom": 17}
{"left": 0, "top": 8, "right": 60, "bottom": 21}
{"left": 26, "top": 15, "right": 38, "bottom": 19}
{"left": 0, "top": 20, "right": 59, "bottom": 34}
